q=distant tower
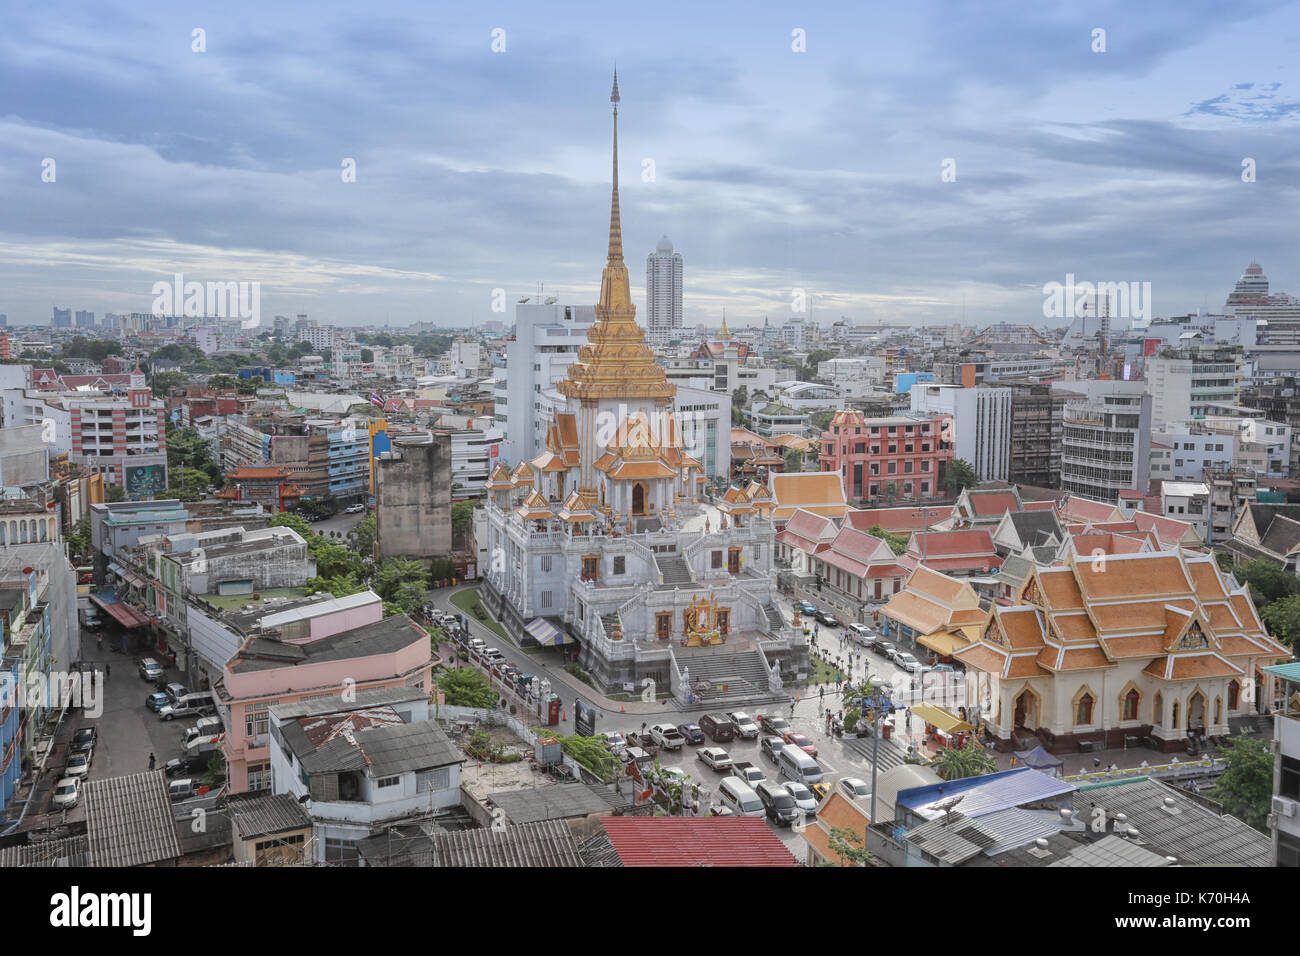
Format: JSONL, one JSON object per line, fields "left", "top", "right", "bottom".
{"left": 646, "top": 235, "right": 683, "bottom": 345}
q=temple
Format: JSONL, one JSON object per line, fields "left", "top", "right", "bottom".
{"left": 480, "top": 74, "right": 805, "bottom": 703}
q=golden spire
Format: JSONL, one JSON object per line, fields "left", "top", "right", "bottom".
{"left": 718, "top": 310, "right": 731, "bottom": 340}
{"left": 559, "top": 71, "right": 676, "bottom": 403}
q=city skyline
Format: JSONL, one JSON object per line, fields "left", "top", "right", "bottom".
{"left": 2, "top": 1, "right": 1299, "bottom": 329}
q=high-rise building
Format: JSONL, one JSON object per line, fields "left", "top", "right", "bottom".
{"left": 909, "top": 384, "right": 1013, "bottom": 482}
{"left": 1225, "top": 262, "right": 1300, "bottom": 345}
{"left": 1008, "top": 384, "right": 1065, "bottom": 489}
{"left": 1055, "top": 380, "right": 1152, "bottom": 502}
{"left": 645, "top": 235, "right": 683, "bottom": 345}
{"left": 75, "top": 310, "right": 95, "bottom": 328}
{"left": 1145, "top": 348, "right": 1244, "bottom": 422}
{"left": 69, "top": 367, "right": 168, "bottom": 494}
{"left": 52, "top": 307, "right": 72, "bottom": 328}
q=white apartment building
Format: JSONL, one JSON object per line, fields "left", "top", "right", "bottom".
{"left": 673, "top": 384, "right": 730, "bottom": 479}
{"left": 498, "top": 301, "right": 595, "bottom": 464}
{"left": 775, "top": 381, "right": 846, "bottom": 412}
{"left": 1055, "top": 380, "right": 1153, "bottom": 503}
{"left": 1145, "top": 350, "right": 1244, "bottom": 422}
{"left": 450, "top": 424, "right": 504, "bottom": 499}
{"left": 1204, "top": 416, "right": 1291, "bottom": 479}
{"left": 298, "top": 325, "right": 335, "bottom": 350}
{"left": 1151, "top": 426, "right": 1235, "bottom": 482}
{"left": 817, "top": 357, "right": 887, "bottom": 394}
{"left": 449, "top": 341, "right": 482, "bottom": 378}
{"left": 645, "top": 236, "right": 683, "bottom": 345}
{"left": 909, "top": 383, "right": 1013, "bottom": 482}
{"left": 1160, "top": 481, "right": 1210, "bottom": 543}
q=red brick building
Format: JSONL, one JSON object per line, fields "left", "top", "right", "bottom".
{"left": 818, "top": 410, "right": 954, "bottom": 505}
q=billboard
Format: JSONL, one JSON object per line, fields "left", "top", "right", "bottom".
{"left": 125, "top": 464, "right": 168, "bottom": 498}
{"left": 574, "top": 699, "right": 597, "bottom": 737}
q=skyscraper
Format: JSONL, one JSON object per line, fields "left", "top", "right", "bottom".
{"left": 645, "top": 235, "right": 683, "bottom": 345}
{"left": 52, "top": 307, "right": 71, "bottom": 328}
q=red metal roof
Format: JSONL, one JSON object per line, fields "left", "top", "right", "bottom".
{"left": 600, "top": 817, "right": 799, "bottom": 867}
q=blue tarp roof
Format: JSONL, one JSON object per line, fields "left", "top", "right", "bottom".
{"left": 1013, "top": 744, "right": 1064, "bottom": 773}
{"left": 896, "top": 766, "right": 1077, "bottom": 822}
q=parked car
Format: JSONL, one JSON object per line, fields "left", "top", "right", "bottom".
{"left": 138, "top": 658, "right": 164, "bottom": 681}
{"left": 677, "top": 723, "right": 705, "bottom": 745}
{"left": 756, "top": 780, "right": 800, "bottom": 826}
{"left": 51, "top": 777, "right": 80, "bottom": 810}
{"left": 760, "top": 714, "right": 791, "bottom": 736}
{"left": 183, "top": 717, "right": 223, "bottom": 745}
{"left": 649, "top": 723, "right": 685, "bottom": 750}
{"left": 815, "top": 610, "right": 839, "bottom": 627}
{"left": 64, "top": 749, "right": 93, "bottom": 779}
{"left": 158, "top": 700, "right": 216, "bottom": 721}
{"left": 699, "top": 713, "right": 736, "bottom": 742}
{"left": 696, "top": 747, "right": 733, "bottom": 771}
{"left": 168, "top": 779, "right": 199, "bottom": 802}
{"left": 838, "top": 777, "right": 871, "bottom": 802}
{"left": 166, "top": 753, "right": 214, "bottom": 777}
{"left": 727, "top": 711, "right": 759, "bottom": 739}
{"left": 69, "top": 727, "right": 97, "bottom": 754}
{"left": 924, "top": 663, "right": 956, "bottom": 674}
{"left": 730, "top": 761, "right": 766, "bottom": 788}
{"left": 809, "top": 782, "right": 831, "bottom": 802}
{"left": 597, "top": 732, "right": 627, "bottom": 754}
{"left": 759, "top": 735, "right": 786, "bottom": 762}
{"left": 145, "top": 691, "right": 172, "bottom": 712}
{"left": 847, "top": 623, "right": 873, "bottom": 642}
{"left": 795, "top": 601, "right": 818, "bottom": 616}
{"left": 163, "top": 682, "right": 189, "bottom": 702}
{"left": 708, "top": 804, "right": 734, "bottom": 817}
{"left": 895, "top": 652, "right": 922, "bottom": 673}
{"left": 345, "top": 503, "right": 365, "bottom": 514}
{"left": 876, "top": 641, "right": 899, "bottom": 661}
{"left": 782, "top": 731, "right": 818, "bottom": 757}
{"left": 783, "top": 781, "right": 818, "bottom": 813}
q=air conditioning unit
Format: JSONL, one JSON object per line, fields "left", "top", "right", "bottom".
{"left": 1273, "top": 796, "right": 1297, "bottom": 817}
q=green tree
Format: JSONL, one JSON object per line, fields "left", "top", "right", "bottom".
{"left": 160, "top": 467, "right": 211, "bottom": 502}
{"left": 1213, "top": 737, "right": 1274, "bottom": 832}
{"left": 303, "top": 573, "right": 365, "bottom": 599}
{"left": 731, "top": 386, "right": 748, "bottom": 426}
{"left": 825, "top": 826, "right": 873, "bottom": 866}
{"left": 930, "top": 743, "right": 997, "bottom": 782}
{"left": 105, "top": 485, "right": 126, "bottom": 503}
{"left": 451, "top": 501, "right": 475, "bottom": 544}
{"left": 1215, "top": 551, "right": 1236, "bottom": 575}
{"left": 1237, "top": 558, "right": 1300, "bottom": 607}
{"left": 312, "top": 540, "right": 364, "bottom": 580}
{"left": 435, "top": 666, "right": 496, "bottom": 708}
{"left": 149, "top": 370, "right": 189, "bottom": 396}
{"left": 882, "top": 481, "right": 900, "bottom": 505}
{"left": 867, "top": 525, "right": 908, "bottom": 555}
{"left": 782, "top": 448, "right": 805, "bottom": 472}
{"left": 944, "top": 458, "right": 977, "bottom": 496}
{"left": 65, "top": 516, "right": 92, "bottom": 559}
{"left": 360, "top": 348, "right": 374, "bottom": 363}
{"left": 268, "top": 512, "right": 316, "bottom": 540}
{"left": 809, "top": 409, "right": 834, "bottom": 433}
{"left": 373, "top": 557, "right": 430, "bottom": 603}
{"left": 347, "top": 513, "right": 376, "bottom": 556}
{"left": 150, "top": 343, "right": 204, "bottom": 363}
{"left": 206, "top": 374, "right": 241, "bottom": 392}
{"left": 1260, "top": 594, "right": 1300, "bottom": 649}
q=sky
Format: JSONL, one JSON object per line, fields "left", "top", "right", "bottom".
{"left": 1, "top": 0, "right": 1299, "bottom": 329}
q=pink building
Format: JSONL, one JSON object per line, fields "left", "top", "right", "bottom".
{"left": 217, "top": 614, "right": 432, "bottom": 793}
{"left": 818, "top": 410, "right": 953, "bottom": 505}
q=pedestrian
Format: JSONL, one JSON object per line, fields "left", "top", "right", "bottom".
{"left": 105, "top": 663, "right": 111, "bottom": 680}
{"left": 97, "top": 635, "right": 102, "bottom": 651}
{"left": 905, "top": 709, "right": 911, "bottom": 733}
{"left": 819, "top": 686, "right": 825, "bottom": 702}
{"left": 148, "top": 752, "right": 155, "bottom": 771}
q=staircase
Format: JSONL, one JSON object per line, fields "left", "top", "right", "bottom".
{"left": 655, "top": 554, "right": 696, "bottom": 588}
{"left": 762, "top": 604, "right": 786, "bottom": 634}
{"left": 600, "top": 612, "right": 621, "bottom": 638}
{"left": 682, "top": 650, "right": 787, "bottom": 707}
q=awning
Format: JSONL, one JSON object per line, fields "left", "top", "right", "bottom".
{"left": 89, "top": 594, "right": 150, "bottom": 629}
{"left": 917, "top": 629, "right": 972, "bottom": 657}
{"left": 525, "top": 617, "right": 572, "bottom": 646}
{"left": 909, "top": 703, "right": 974, "bottom": 735}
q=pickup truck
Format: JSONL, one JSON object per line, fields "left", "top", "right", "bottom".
{"left": 730, "top": 761, "right": 766, "bottom": 787}
{"left": 648, "top": 723, "right": 685, "bottom": 750}
{"left": 624, "top": 732, "right": 662, "bottom": 756}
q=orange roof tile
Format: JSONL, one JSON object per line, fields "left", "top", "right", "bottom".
{"left": 998, "top": 607, "right": 1045, "bottom": 650}
{"left": 1186, "top": 560, "right": 1228, "bottom": 601}
{"left": 1035, "top": 569, "right": 1084, "bottom": 610}
{"left": 1144, "top": 654, "right": 1242, "bottom": 681}
{"left": 882, "top": 591, "right": 949, "bottom": 634}
{"left": 1007, "top": 655, "right": 1049, "bottom": 678}
{"left": 1102, "top": 634, "right": 1168, "bottom": 658}
{"left": 906, "top": 565, "right": 966, "bottom": 605}
{"left": 607, "top": 460, "right": 677, "bottom": 480}
{"left": 954, "top": 643, "right": 1009, "bottom": 674}
{"left": 1058, "top": 647, "right": 1112, "bottom": 670}
{"left": 1074, "top": 554, "right": 1191, "bottom": 601}
{"left": 1052, "top": 613, "right": 1097, "bottom": 642}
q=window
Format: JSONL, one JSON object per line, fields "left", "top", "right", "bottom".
{"left": 1228, "top": 680, "right": 1239, "bottom": 710}
{"left": 1281, "top": 756, "right": 1300, "bottom": 801}
{"left": 541, "top": 590, "right": 552, "bottom": 609}
{"left": 247, "top": 762, "right": 271, "bottom": 792}
{"left": 581, "top": 556, "right": 598, "bottom": 580}
{"left": 376, "top": 775, "right": 400, "bottom": 789}
{"left": 728, "top": 547, "right": 741, "bottom": 574}
{"left": 904, "top": 461, "right": 913, "bottom": 474}
{"left": 887, "top": 462, "right": 896, "bottom": 475}
{"left": 613, "top": 556, "right": 625, "bottom": 575}
{"left": 245, "top": 703, "right": 271, "bottom": 739}
{"left": 921, "top": 460, "right": 930, "bottom": 472}
{"left": 324, "top": 838, "right": 359, "bottom": 865}
{"left": 1075, "top": 692, "right": 1094, "bottom": 725}
{"left": 1122, "top": 688, "right": 1139, "bottom": 721}
{"left": 417, "top": 767, "right": 451, "bottom": 793}
{"left": 541, "top": 555, "right": 552, "bottom": 573}
{"left": 712, "top": 551, "right": 723, "bottom": 569}
{"left": 656, "top": 612, "right": 672, "bottom": 640}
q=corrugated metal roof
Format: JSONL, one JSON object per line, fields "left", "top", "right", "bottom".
{"left": 0, "top": 835, "right": 90, "bottom": 867}
{"left": 83, "top": 770, "right": 182, "bottom": 867}
{"left": 600, "top": 817, "right": 799, "bottom": 867}
{"left": 903, "top": 813, "right": 999, "bottom": 864}
{"left": 978, "top": 807, "right": 1072, "bottom": 856}
{"left": 899, "top": 767, "right": 1077, "bottom": 821}
{"left": 1264, "top": 661, "right": 1300, "bottom": 684}
{"left": 1049, "top": 834, "right": 1171, "bottom": 867}
{"left": 227, "top": 792, "right": 314, "bottom": 840}
{"left": 487, "top": 782, "right": 626, "bottom": 824}
{"left": 1070, "top": 777, "right": 1271, "bottom": 866}
{"left": 299, "top": 719, "right": 464, "bottom": 776}
{"left": 434, "top": 820, "right": 583, "bottom": 867}
{"left": 269, "top": 686, "right": 427, "bottom": 721}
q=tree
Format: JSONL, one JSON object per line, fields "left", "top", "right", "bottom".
{"left": 882, "top": 481, "right": 900, "bottom": 505}
{"left": 782, "top": 448, "right": 805, "bottom": 472}
{"left": 206, "top": 374, "right": 241, "bottom": 392}
{"left": 867, "top": 525, "right": 908, "bottom": 555}
{"left": 451, "top": 501, "right": 475, "bottom": 543}
{"left": 373, "top": 557, "right": 430, "bottom": 603}
{"left": 1260, "top": 594, "right": 1300, "bottom": 649}
{"left": 435, "top": 666, "right": 496, "bottom": 708}
{"left": 65, "top": 516, "right": 92, "bottom": 559}
{"left": 268, "top": 513, "right": 315, "bottom": 540}
{"left": 160, "top": 467, "right": 211, "bottom": 502}
{"left": 149, "top": 370, "right": 188, "bottom": 396}
{"left": 731, "top": 386, "right": 748, "bottom": 426}
{"left": 930, "top": 742, "right": 997, "bottom": 781}
{"left": 347, "top": 513, "right": 376, "bottom": 556}
{"left": 1236, "top": 558, "right": 1300, "bottom": 607}
{"left": 105, "top": 485, "right": 125, "bottom": 503}
{"left": 303, "top": 573, "right": 365, "bottom": 599}
{"left": 360, "top": 348, "right": 374, "bottom": 363}
{"left": 1215, "top": 551, "right": 1236, "bottom": 575}
{"left": 944, "top": 458, "right": 977, "bottom": 496}
{"left": 312, "top": 539, "right": 364, "bottom": 580}
{"left": 809, "top": 409, "right": 834, "bottom": 433}
{"left": 825, "top": 826, "right": 873, "bottom": 866}
{"left": 1214, "top": 737, "right": 1274, "bottom": 832}
{"left": 150, "top": 343, "right": 204, "bottom": 363}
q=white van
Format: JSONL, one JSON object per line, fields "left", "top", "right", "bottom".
{"left": 779, "top": 746, "right": 824, "bottom": 785}
{"left": 717, "top": 778, "right": 765, "bottom": 817}
{"left": 183, "top": 717, "right": 223, "bottom": 745}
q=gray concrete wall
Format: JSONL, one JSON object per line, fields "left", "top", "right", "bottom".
{"left": 375, "top": 435, "right": 452, "bottom": 560}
